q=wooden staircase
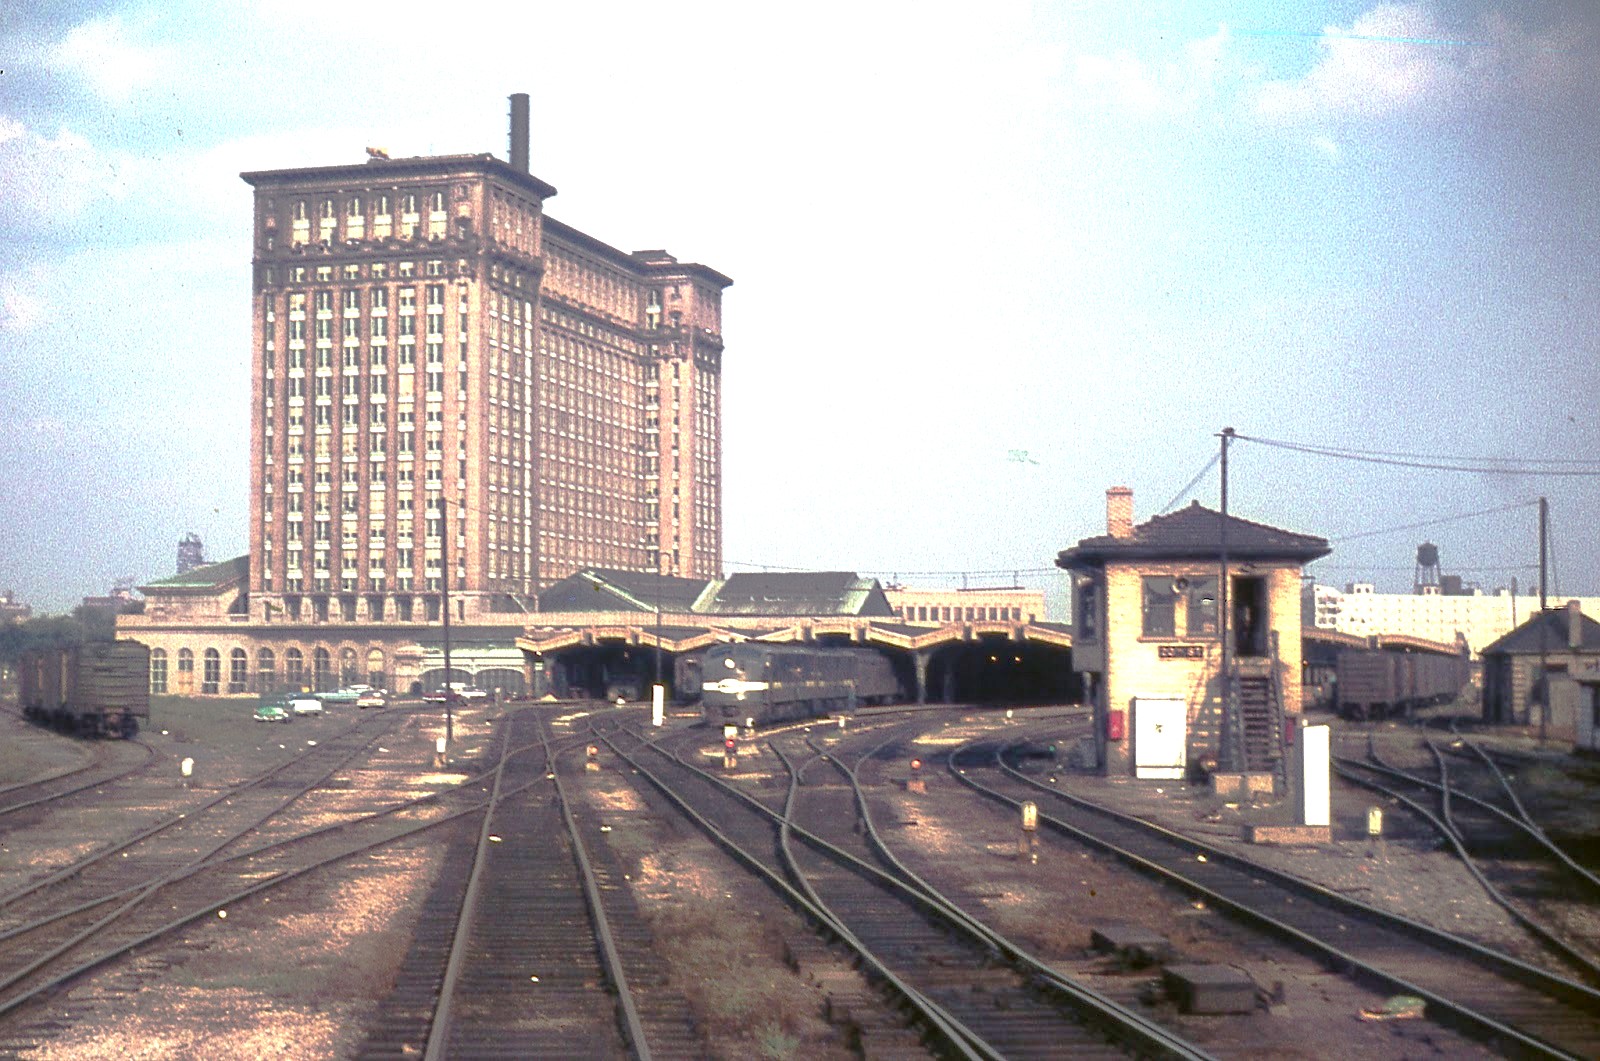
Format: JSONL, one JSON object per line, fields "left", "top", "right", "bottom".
{"left": 1234, "top": 673, "right": 1286, "bottom": 779}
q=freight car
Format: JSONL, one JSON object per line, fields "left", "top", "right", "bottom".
{"left": 19, "top": 641, "right": 151, "bottom": 739}
{"left": 1335, "top": 646, "right": 1470, "bottom": 720}
{"left": 701, "top": 644, "right": 900, "bottom": 727}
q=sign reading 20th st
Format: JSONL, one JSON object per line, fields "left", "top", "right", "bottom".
{"left": 1158, "top": 645, "right": 1205, "bottom": 660}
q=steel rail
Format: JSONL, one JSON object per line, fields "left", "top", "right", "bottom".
{"left": 1332, "top": 757, "right": 1600, "bottom": 982}
{"left": 546, "top": 724, "right": 652, "bottom": 1060}
{"left": 797, "top": 728, "right": 1215, "bottom": 1061}
{"left": 0, "top": 721, "right": 569, "bottom": 1024}
{"left": 770, "top": 740, "right": 994, "bottom": 1061}
{"left": 953, "top": 738, "right": 1598, "bottom": 1061}
{"left": 0, "top": 713, "right": 407, "bottom": 1003}
{"left": 423, "top": 720, "right": 514, "bottom": 1061}
{"left": 596, "top": 723, "right": 983, "bottom": 1060}
{"left": 0, "top": 739, "right": 155, "bottom": 817}
{"left": 0, "top": 708, "right": 412, "bottom": 910}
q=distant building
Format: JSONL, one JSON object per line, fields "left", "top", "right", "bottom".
{"left": 1306, "top": 582, "right": 1600, "bottom": 658}
{"left": 1480, "top": 601, "right": 1600, "bottom": 725}
{"left": 177, "top": 533, "right": 205, "bottom": 574}
{"left": 0, "top": 590, "right": 31, "bottom": 624}
{"left": 883, "top": 586, "right": 1042, "bottom": 626}
{"left": 240, "top": 94, "right": 729, "bottom": 628}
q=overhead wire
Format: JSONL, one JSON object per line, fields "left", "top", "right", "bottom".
{"left": 1159, "top": 453, "right": 1220, "bottom": 514}
{"left": 1325, "top": 499, "right": 1539, "bottom": 543}
{"left": 1232, "top": 433, "right": 1600, "bottom": 475}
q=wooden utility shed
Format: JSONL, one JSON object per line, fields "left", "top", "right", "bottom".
{"left": 1480, "top": 601, "right": 1600, "bottom": 725}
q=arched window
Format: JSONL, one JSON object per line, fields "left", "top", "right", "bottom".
{"left": 202, "top": 648, "right": 221, "bottom": 694}
{"left": 313, "top": 647, "right": 332, "bottom": 691}
{"left": 285, "top": 647, "right": 305, "bottom": 689}
{"left": 366, "top": 648, "right": 385, "bottom": 690}
{"left": 178, "top": 648, "right": 194, "bottom": 673}
{"left": 339, "top": 647, "right": 359, "bottom": 686}
{"left": 257, "top": 648, "right": 277, "bottom": 692}
{"left": 150, "top": 649, "right": 168, "bottom": 695}
{"left": 229, "top": 648, "right": 248, "bottom": 694}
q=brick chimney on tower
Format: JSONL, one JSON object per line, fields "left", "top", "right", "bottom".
{"left": 1106, "top": 487, "right": 1134, "bottom": 540}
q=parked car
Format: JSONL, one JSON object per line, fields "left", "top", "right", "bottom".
{"left": 318, "top": 686, "right": 369, "bottom": 705}
{"left": 254, "top": 703, "right": 292, "bottom": 724}
{"left": 290, "top": 697, "right": 324, "bottom": 716}
{"left": 356, "top": 691, "right": 387, "bottom": 709}
{"left": 422, "top": 684, "right": 489, "bottom": 704}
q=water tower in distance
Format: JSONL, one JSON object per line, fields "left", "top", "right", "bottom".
{"left": 1414, "top": 542, "right": 1441, "bottom": 595}
{"left": 177, "top": 532, "right": 205, "bottom": 575}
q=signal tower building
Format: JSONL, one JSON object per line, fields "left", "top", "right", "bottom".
{"left": 241, "top": 95, "right": 730, "bottom": 627}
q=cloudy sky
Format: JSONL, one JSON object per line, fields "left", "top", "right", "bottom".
{"left": 2, "top": 1, "right": 1597, "bottom": 614}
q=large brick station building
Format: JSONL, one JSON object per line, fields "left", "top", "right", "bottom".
{"left": 241, "top": 95, "right": 730, "bottom": 629}
{"left": 1059, "top": 487, "right": 1329, "bottom": 779}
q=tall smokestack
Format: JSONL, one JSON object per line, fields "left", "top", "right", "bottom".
{"left": 509, "top": 93, "right": 530, "bottom": 173}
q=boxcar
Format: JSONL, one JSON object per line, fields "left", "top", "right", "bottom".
{"left": 19, "top": 642, "right": 151, "bottom": 739}
{"left": 1335, "top": 647, "right": 1469, "bottom": 720}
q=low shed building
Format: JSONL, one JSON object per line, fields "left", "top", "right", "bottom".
{"left": 1480, "top": 600, "right": 1600, "bottom": 726}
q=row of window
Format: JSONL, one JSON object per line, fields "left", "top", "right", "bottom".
{"left": 149, "top": 645, "right": 387, "bottom": 695}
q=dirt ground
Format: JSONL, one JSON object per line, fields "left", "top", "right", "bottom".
{"left": 2, "top": 702, "right": 1594, "bottom": 1059}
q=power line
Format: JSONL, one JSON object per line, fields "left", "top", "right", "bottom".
{"left": 1308, "top": 563, "right": 1536, "bottom": 573}
{"left": 1233, "top": 433, "right": 1600, "bottom": 475}
{"left": 1160, "top": 453, "right": 1220, "bottom": 514}
{"left": 1325, "top": 499, "right": 1539, "bottom": 543}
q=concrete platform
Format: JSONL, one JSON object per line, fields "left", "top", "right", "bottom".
{"left": 1089, "top": 922, "right": 1173, "bottom": 965}
{"left": 1211, "top": 772, "right": 1278, "bottom": 798}
{"left": 1163, "top": 963, "right": 1257, "bottom": 1014}
{"left": 1246, "top": 823, "right": 1332, "bottom": 845}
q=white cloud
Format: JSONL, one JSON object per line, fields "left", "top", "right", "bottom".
{"left": 0, "top": 266, "right": 49, "bottom": 332}
{"left": 1069, "top": 25, "right": 1244, "bottom": 116}
{"left": 1255, "top": 4, "right": 1517, "bottom": 122}
{"left": 0, "top": 118, "right": 111, "bottom": 219}
{"left": 46, "top": 14, "right": 177, "bottom": 104}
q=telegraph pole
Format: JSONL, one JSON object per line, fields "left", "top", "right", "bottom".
{"left": 1219, "top": 427, "right": 1234, "bottom": 770}
{"left": 440, "top": 496, "right": 454, "bottom": 748}
{"left": 1537, "top": 496, "right": 1548, "bottom": 741}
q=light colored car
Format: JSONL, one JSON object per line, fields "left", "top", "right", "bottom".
{"left": 290, "top": 697, "right": 324, "bottom": 716}
{"left": 318, "top": 686, "right": 367, "bottom": 705}
{"left": 356, "top": 691, "right": 387, "bottom": 709}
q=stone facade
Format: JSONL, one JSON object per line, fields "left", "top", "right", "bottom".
{"left": 883, "top": 586, "right": 1044, "bottom": 626}
{"left": 240, "top": 99, "right": 729, "bottom": 631}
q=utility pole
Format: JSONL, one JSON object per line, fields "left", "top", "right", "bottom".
{"left": 441, "top": 496, "right": 454, "bottom": 748}
{"left": 1537, "top": 496, "right": 1548, "bottom": 742}
{"left": 1219, "top": 427, "right": 1234, "bottom": 770}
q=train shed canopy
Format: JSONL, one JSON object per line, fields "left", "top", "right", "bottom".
{"left": 535, "top": 568, "right": 894, "bottom": 618}
{"left": 536, "top": 569, "right": 707, "bottom": 614}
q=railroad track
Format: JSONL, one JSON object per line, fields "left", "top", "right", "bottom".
{"left": 358, "top": 704, "right": 699, "bottom": 1060}
{"left": 1335, "top": 734, "right": 1600, "bottom": 976}
{"left": 601, "top": 713, "right": 1210, "bottom": 1059}
{"left": 953, "top": 734, "right": 1600, "bottom": 1060}
{"left": 0, "top": 734, "right": 155, "bottom": 820}
{"left": 0, "top": 709, "right": 416, "bottom": 1021}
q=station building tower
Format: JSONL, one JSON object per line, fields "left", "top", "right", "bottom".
{"left": 241, "top": 96, "right": 730, "bottom": 627}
